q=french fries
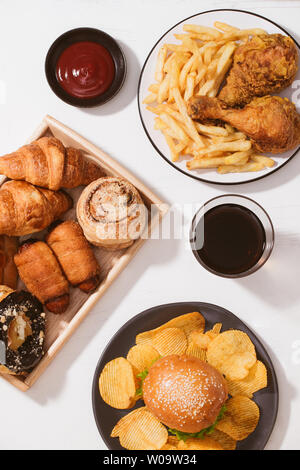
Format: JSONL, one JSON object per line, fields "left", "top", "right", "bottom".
{"left": 155, "top": 45, "right": 167, "bottom": 82}
{"left": 183, "top": 24, "right": 223, "bottom": 39}
{"left": 144, "top": 21, "right": 276, "bottom": 175}
{"left": 172, "top": 87, "right": 205, "bottom": 148}
{"left": 187, "top": 152, "right": 249, "bottom": 170}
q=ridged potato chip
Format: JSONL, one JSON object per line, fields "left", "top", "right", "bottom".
{"left": 111, "top": 407, "right": 168, "bottom": 450}
{"left": 207, "top": 330, "right": 256, "bottom": 380}
{"left": 127, "top": 344, "right": 160, "bottom": 375}
{"left": 161, "top": 438, "right": 178, "bottom": 450}
{"left": 136, "top": 312, "right": 205, "bottom": 345}
{"left": 216, "top": 396, "right": 260, "bottom": 440}
{"left": 99, "top": 357, "right": 137, "bottom": 409}
{"left": 178, "top": 437, "right": 223, "bottom": 450}
{"left": 211, "top": 323, "right": 222, "bottom": 334}
{"left": 111, "top": 407, "right": 144, "bottom": 437}
{"left": 209, "top": 429, "right": 237, "bottom": 450}
{"left": 185, "top": 340, "right": 207, "bottom": 361}
{"left": 189, "top": 330, "right": 211, "bottom": 350}
{"left": 152, "top": 327, "right": 187, "bottom": 356}
{"left": 226, "top": 360, "right": 267, "bottom": 398}
{"left": 189, "top": 322, "right": 222, "bottom": 351}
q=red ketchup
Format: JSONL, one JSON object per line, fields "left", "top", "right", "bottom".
{"left": 56, "top": 41, "right": 115, "bottom": 98}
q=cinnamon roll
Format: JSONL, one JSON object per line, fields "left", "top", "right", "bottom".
{"left": 76, "top": 177, "right": 147, "bottom": 250}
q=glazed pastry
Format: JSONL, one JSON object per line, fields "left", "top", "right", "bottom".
{"left": 0, "top": 136, "right": 104, "bottom": 190}
{"left": 14, "top": 240, "right": 69, "bottom": 314}
{"left": 77, "top": 177, "right": 147, "bottom": 250}
{"left": 0, "top": 290, "right": 45, "bottom": 375}
{"left": 0, "top": 236, "right": 18, "bottom": 289}
{"left": 0, "top": 285, "right": 14, "bottom": 302}
{"left": 0, "top": 180, "right": 72, "bottom": 236}
{"left": 47, "top": 221, "right": 100, "bottom": 293}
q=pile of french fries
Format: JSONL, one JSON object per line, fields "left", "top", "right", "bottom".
{"left": 143, "top": 21, "right": 275, "bottom": 174}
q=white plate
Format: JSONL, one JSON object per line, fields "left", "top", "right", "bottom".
{"left": 138, "top": 9, "right": 300, "bottom": 185}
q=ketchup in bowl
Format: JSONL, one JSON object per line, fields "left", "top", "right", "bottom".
{"left": 45, "top": 28, "right": 126, "bottom": 107}
{"left": 56, "top": 41, "right": 115, "bottom": 99}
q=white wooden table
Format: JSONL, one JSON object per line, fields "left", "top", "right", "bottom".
{"left": 0, "top": 0, "right": 299, "bottom": 450}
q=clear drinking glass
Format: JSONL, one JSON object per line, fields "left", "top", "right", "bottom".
{"left": 190, "top": 194, "right": 274, "bottom": 279}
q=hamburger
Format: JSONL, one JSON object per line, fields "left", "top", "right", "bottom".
{"left": 143, "top": 355, "right": 228, "bottom": 433}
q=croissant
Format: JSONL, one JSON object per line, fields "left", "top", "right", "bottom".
{"left": 0, "top": 180, "right": 72, "bottom": 236}
{"left": 0, "top": 136, "right": 104, "bottom": 190}
{"left": 14, "top": 240, "right": 70, "bottom": 314}
{"left": 77, "top": 177, "right": 147, "bottom": 250}
{"left": 0, "top": 236, "right": 18, "bottom": 289}
{"left": 47, "top": 221, "right": 100, "bottom": 293}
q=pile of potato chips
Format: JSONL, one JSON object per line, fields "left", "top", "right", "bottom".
{"left": 143, "top": 22, "right": 275, "bottom": 174}
{"left": 99, "top": 312, "right": 267, "bottom": 450}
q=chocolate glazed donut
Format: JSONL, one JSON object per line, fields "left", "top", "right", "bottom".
{"left": 14, "top": 240, "right": 69, "bottom": 314}
{"left": 76, "top": 177, "right": 148, "bottom": 250}
{"left": 0, "top": 290, "right": 45, "bottom": 375}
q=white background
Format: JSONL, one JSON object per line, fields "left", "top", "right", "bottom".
{"left": 0, "top": 0, "right": 300, "bottom": 450}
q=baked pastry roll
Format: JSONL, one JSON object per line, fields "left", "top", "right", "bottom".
{"left": 47, "top": 220, "right": 100, "bottom": 293}
{"left": 14, "top": 240, "right": 69, "bottom": 314}
{"left": 76, "top": 177, "right": 147, "bottom": 250}
{"left": 0, "top": 137, "right": 104, "bottom": 190}
{"left": 0, "top": 235, "right": 18, "bottom": 289}
{"left": 0, "top": 180, "right": 72, "bottom": 236}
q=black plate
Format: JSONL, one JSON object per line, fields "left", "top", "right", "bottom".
{"left": 45, "top": 27, "right": 126, "bottom": 108}
{"left": 92, "top": 302, "right": 278, "bottom": 450}
{"left": 137, "top": 9, "right": 300, "bottom": 185}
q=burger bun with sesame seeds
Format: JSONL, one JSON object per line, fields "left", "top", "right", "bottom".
{"left": 143, "top": 354, "right": 228, "bottom": 433}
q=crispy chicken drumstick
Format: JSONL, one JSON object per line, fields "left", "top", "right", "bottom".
{"left": 188, "top": 95, "right": 300, "bottom": 154}
{"left": 218, "top": 34, "right": 298, "bottom": 107}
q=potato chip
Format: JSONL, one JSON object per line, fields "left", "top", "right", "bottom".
{"left": 185, "top": 341, "right": 207, "bottom": 361}
{"left": 189, "top": 322, "right": 222, "bottom": 350}
{"left": 111, "top": 407, "right": 145, "bottom": 437}
{"left": 161, "top": 443, "right": 178, "bottom": 450}
{"left": 99, "top": 357, "right": 137, "bottom": 409}
{"left": 209, "top": 429, "right": 237, "bottom": 450}
{"left": 205, "top": 327, "right": 221, "bottom": 342}
{"left": 226, "top": 360, "right": 267, "bottom": 398}
{"left": 161, "top": 437, "right": 179, "bottom": 450}
{"left": 216, "top": 396, "right": 260, "bottom": 440}
{"left": 126, "top": 344, "right": 160, "bottom": 376}
{"left": 152, "top": 327, "right": 187, "bottom": 356}
{"left": 189, "top": 330, "right": 211, "bottom": 350}
{"left": 207, "top": 330, "right": 256, "bottom": 380}
{"left": 111, "top": 407, "right": 168, "bottom": 450}
{"left": 178, "top": 437, "right": 223, "bottom": 450}
{"left": 136, "top": 312, "right": 205, "bottom": 345}
{"left": 211, "top": 323, "right": 222, "bottom": 334}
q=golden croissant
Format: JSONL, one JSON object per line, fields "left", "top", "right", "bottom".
{"left": 0, "top": 180, "right": 73, "bottom": 236}
{"left": 0, "top": 136, "right": 104, "bottom": 190}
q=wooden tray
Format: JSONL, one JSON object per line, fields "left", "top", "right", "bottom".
{"left": 0, "top": 115, "right": 168, "bottom": 391}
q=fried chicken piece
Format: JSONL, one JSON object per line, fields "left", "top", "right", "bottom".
{"left": 218, "top": 34, "right": 298, "bottom": 107}
{"left": 188, "top": 95, "right": 300, "bottom": 154}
